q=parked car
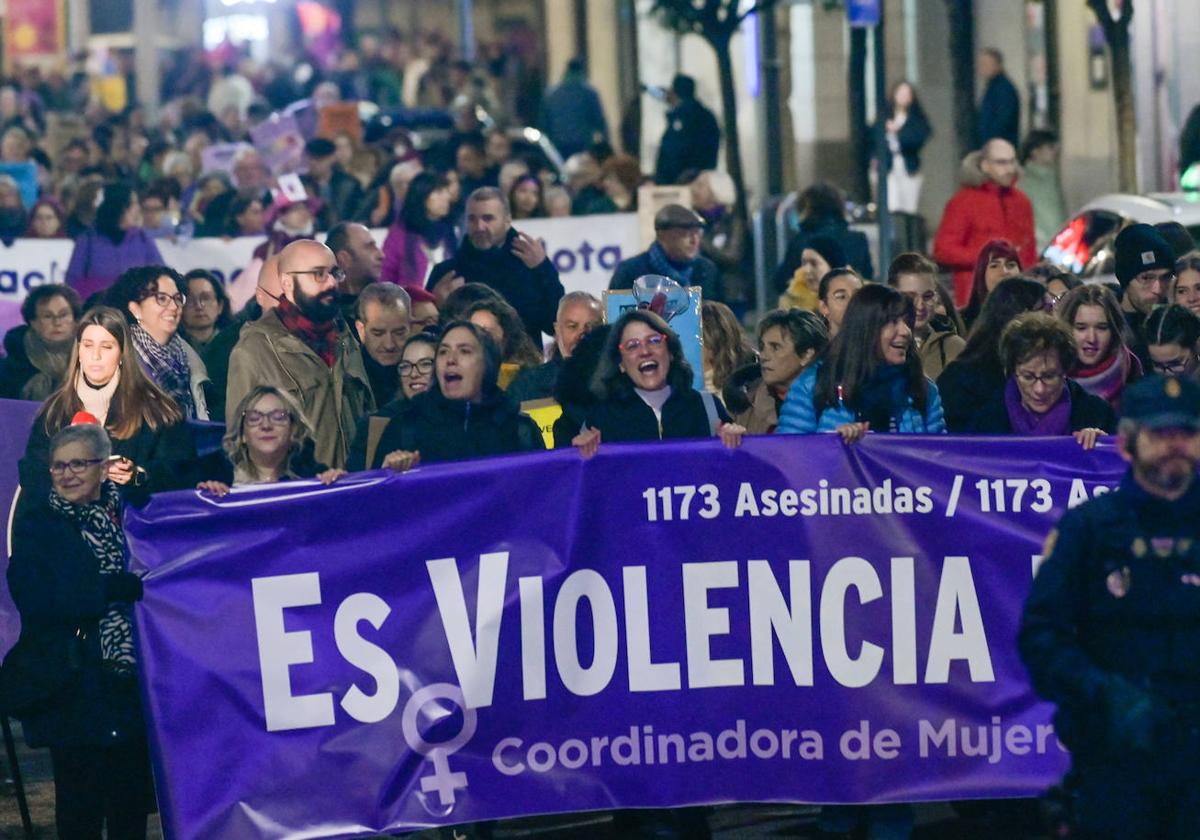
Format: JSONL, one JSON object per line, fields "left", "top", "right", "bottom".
{"left": 1042, "top": 192, "right": 1200, "bottom": 284}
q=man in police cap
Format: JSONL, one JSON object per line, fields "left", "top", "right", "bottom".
{"left": 608, "top": 204, "right": 721, "bottom": 302}
{"left": 1020, "top": 374, "right": 1200, "bottom": 838}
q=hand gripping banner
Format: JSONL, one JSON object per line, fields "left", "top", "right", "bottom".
{"left": 125, "top": 435, "right": 1127, "bottom": 839}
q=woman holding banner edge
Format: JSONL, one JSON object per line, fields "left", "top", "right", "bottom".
{"left": 777, "top": 283, "right": 946, "bottom": 441}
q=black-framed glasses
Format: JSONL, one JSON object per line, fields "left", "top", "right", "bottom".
{"left": 1132, "top": 271, "right": 1173, "bottom": 288}
{"left": 1015, "top": 370, "right": 1064, "bottom": 387}
{"left": 49, "top": 457, "right": 104, "bottom": 476}
{"left": 143, "top": 291, "right": 186, "bottom": 308}
{"left": 243, "top": 409, "right": 291, "bottom": 427}
{"left": 399, "top": 358, "right": 435, "bottom": 377}
{"left": 287, "top": 266, "right": 346, "bottom": 284}
{"left": 1151, "top": 355, "right": 1197, "bottom": 375}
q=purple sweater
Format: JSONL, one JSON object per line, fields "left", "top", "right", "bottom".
{"left": 65, "top": 228, "right": 165, "bottom": 302}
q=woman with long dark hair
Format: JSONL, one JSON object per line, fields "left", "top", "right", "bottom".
{"left": 508, "top": 173, "right": 545, "bottom": 220}
{"left": 960, "top": 239, "right": 1022, "bottom": 328}
{"left": 875, "top": 80, "right": 932, "bottom": 214}
{"left": 64, "top": 182, "right": 164, "bottom": 302}
{"left": 778, "top": 283, "right": 945, "bottom": 439}
{"left": 18, "top": 306, "right": 195, "bottom": 513}
{"left": 936, "top": 276, "right": 1047, "bottom": 431}
{"left": 380, "top": 170, "right": 457, "bottom": 287}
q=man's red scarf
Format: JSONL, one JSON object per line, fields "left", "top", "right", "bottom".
{"left": 277, "top": 297, "right": 338, "bottom": 368}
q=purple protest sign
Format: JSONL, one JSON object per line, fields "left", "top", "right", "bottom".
{"left": 126, "top": 436, "right": 1127, "bottom": 839}
{"left": 0, "top": 399, "right": 42, "bottom": 662}
{"left": 251, "top": 113, "right": 306, "bottom": 176}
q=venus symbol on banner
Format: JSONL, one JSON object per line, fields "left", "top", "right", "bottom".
{"left": 401, "top": 683, "right": 478, "bottom": 811}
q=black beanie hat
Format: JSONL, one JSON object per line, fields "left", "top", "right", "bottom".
{"left": 1114, "top": 223, "right": 1174, "bottom": 287}
{"left": 805, "top": 234, "right": 847, "bottom": 270}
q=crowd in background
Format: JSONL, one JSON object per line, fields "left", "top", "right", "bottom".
{"left": 3, "top": 22, "right": 1200, "bottom": 840}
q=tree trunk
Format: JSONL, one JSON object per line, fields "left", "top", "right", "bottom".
{"left": 713, "top": 32, "right": 749, "bottom": 229}
{"left": 1107, "top": 26, "right": 1138, "bottom": 191}
{"left": 944, "top": 0, "right": 977, "bottom": 158}
{"left": 847, "top": 26, "right": 870, "bottom": 203}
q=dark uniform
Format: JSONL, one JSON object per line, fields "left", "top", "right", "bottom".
{"left": 1019, "top": 375, "right": 1200, "bottom": 839}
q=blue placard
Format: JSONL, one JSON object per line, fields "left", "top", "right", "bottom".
{"left": 603, "top": 287, "right": 705, "bottom": 391}
{"left": 848, "top": 0, "right": 881, "bottom": 27}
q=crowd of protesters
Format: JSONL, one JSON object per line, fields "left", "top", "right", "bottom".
{"left": 1, "top": 26, "right": 1200, "bottom": 840}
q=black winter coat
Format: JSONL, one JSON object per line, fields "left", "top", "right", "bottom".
{"left": 358, "top": 388, "right": 543, "bottom": 469}
{"left": 773, "top": 217, "right": 875, "bottom": 293}
{"left": 5, "top": 499, "right": 143, "bottom": 747}
{"left": 608, "top": 250, "right": 722, "bottom": 304}
{"left": 654, "top": 98, "right": 721, "bottom": 186}
{"left": 430, "top": 228, "right": 565, "bottom": 343}
{"left": 936, "top": 354, "right": 1005, "bottom": 433}
{"left": 977, "top": 73, "right": 1020, "bottom": 148}
{"left": 0, "top": 325, "right": 35, "bottom": 399}
{"left": 508, "top": 357, "right": 563, "bottom": 404}
{"left": 554, "top": 381, "right": 729, "bottom": 448}
{"left": 1019, "top": 475, "right": 1200, "bottom": 761}
{"left": 967, "top": 379, "right": 1117, "bottom": 435}
{"left": 874, "top": 107, "right": 933, "bottom": 176}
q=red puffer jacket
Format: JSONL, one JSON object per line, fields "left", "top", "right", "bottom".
{"left": 933, "top": 153, "right": 1037, "bottom": 306}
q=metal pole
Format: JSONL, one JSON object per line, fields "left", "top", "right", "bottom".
{"left": 1, "top": 715, "right": 33, "bottom": 839}
{"left": 873, "top": 10, "right": 892, "bottom": 278}
{"left": 758, "top": 5, "right": 785, "bottom": 197}
{"left": 459, "top": 0, "right": 476, "bottom": 63}
{"left": 132, "top": 0, "right": 160, "bottom": 121}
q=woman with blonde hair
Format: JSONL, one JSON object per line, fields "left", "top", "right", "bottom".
{"left": 196, "top": 385, "right": 344, "bottom": 494}
{"left": 701, "top": 300, "right": 755, "bottom": 392}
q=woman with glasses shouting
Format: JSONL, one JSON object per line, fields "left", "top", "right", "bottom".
{"left": 196, "top": 385, "right": 344, "bottom": 495}
{"left": 105, "top": 265, "right": 212, "bottom": 420}
{"left": 967, "top": 311, "right": 1114, "bottom": 447}
{"left": 564, "top": 310, "right": 746, "bottom": 456}
{"left": 17, "top": 306, "right": 195, "bottom": 517}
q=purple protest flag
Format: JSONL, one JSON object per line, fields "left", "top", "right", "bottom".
{"left": 0, "top": 399, "right": 45, "bottom": 662}
{"left": 126, "top": 435, "right": 1127, "bottom": 839}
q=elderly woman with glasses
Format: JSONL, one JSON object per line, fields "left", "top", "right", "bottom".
{"left": 4, "top": 422, "right": 151, "bottom": 838}
{"left": 104, "top": 264, "right": 212, "bottom": 420}
{"left": 967, "top": 311, "right": 1114, "bottom": 446}
{"left": 196, "top": 385, "right": 344, "bottom": 494}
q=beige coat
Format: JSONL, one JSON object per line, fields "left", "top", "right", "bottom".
{"left": 731, "top": 380, "right": 780, "bottom": 435}
{"left": 226, "top": 310, "right": 374, "bottom": 469}
{"left": 917, "top": 329, "right": 966, "bottom": 381}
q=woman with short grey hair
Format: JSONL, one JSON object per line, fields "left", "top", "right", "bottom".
{"left": 3, "top": 420, "right": 150, "bottom": 837}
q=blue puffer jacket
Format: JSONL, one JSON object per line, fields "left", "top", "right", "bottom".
{"left": 777, "top": 364, "right": 946, "bottom": 434}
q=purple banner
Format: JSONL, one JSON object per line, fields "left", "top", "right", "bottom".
{"left": 1, "top": 398, "right": 43, "bottom": 661}
{"left": 126, "top": 436, "right": 1128, "bottom": 840}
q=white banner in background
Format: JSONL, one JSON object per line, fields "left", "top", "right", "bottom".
{"left": 0, "top": 214, "right": 640, "bottom": 334}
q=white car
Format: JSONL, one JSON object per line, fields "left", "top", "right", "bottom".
{"left": 1042, "top": 192, "right": 1200, "bottom": 283}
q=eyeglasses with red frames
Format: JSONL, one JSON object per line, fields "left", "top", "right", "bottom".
{"left": 619, "top": 333, "right": 666, "bottom": 353}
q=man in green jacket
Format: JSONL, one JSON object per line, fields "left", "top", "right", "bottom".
{"left": 226, "top": 239, "right": 374, "bottom": 469}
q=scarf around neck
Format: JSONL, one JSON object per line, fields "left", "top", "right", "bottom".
{"left": 130, "top": 320, "right": 196, "bottom": 418}
{"left": 647, "top": 242, "right": 696, "bottom": 287}
{"left": 49, "top": 481, "right": 136, "bottom": 673}
{"left": 1073, "top": 346, "right": 1139, "bottom": 410}
{"left": 853, "top": 364, "right": 910, "bottom": 432}
{"left": 1004, "top": 376, "right": 1072, "bottom": 436}
{"left": 76, "top": 368, "right": 120, "bottom": 425}
{"left": 21, "top": 329, "right": 73, "bottom": 401}
{"left": 277, "top": 296, "right": 339, "bottom": 368}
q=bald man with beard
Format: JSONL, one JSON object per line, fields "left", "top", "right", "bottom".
{"left": 226, "top": 240, "right": 373, "bottom": 468}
